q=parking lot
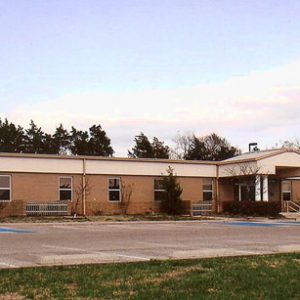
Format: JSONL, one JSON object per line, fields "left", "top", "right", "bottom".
{"left": 1, "top": 219, "right": 300, "bottom": 269}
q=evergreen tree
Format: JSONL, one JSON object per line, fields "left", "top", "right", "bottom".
{"left": 70, "top": 125, "right": 114, "bottom": 156}
{"left": 24, "top": 120, "right": 45, "bottom": 153}
{"left": 185, "top": 135, "right": 207, "bottom": 160}
{"left": 161, "top": 167, "right": 183, "bottom": 215}
{"left": 128, "top": 133, "right": 170, "bottom": 159}
{"left": 88, "top": 124, "right": 113, "bottom": 156}
{"left": 152, "top": 137, "right": 170, "bottom": 159}
{"left": 184, "top": 133, "right": 240, "bottom": 161}
{"left": 70, "top": 127, "right": 90, "bottom": 155}
{"left": 41, "top": 133, "right": 56, "bottom": 154}
{"left": 52, "top": 124, "right": 70, "bottom": 154}
{"left": 128, "top": 132, "right": 154, "bottom": 158}
{"left": 0, "top": 118, "right": 25, "bottom": 152}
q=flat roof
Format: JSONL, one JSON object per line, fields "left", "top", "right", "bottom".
{"left": 0, "top": 152, "right": 217, "bottom": 165}
{"left": 0, "top": 148, "right": 299, "bottom": 166}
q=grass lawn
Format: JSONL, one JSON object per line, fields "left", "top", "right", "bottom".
{"left": 0, "top": 254, "right": 300, "bottom": 299}
{"left": 0, "top": 214, "right": 210, "bottom": 223}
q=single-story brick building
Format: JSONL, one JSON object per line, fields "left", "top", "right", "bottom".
{"left": 0, "top": 148, "right": 300, "bottom": 216}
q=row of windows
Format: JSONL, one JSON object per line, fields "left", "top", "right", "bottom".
{"left": 0, "top": 175, "right": 214, "bottom": 202}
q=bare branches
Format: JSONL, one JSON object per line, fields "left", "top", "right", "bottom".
{"left": 224, "top": 163, "right": 262, "bottom": 177}
{"left": 73, "top": 177, "right": 91, "bottom": 216}
{"left": 119, "top": 180, "right": 134, "bottom": 215}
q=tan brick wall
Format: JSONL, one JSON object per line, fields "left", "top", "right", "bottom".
{"left": 219, "top": 178, "right": 235, "bottom": 202}
{"left": 292, "top": 180, "right": 300, "bottom": 204}
{"left": 0, "top": 173, "right": 82, "bottom": 217}
{"left": 0, "top": 172, "right": 213, "bottom": 216}
{"left": 12, "top": 173, "right": 81, "bottom": 202}
{"left": 84, "top": 175, "right": 205, "bottom": 215}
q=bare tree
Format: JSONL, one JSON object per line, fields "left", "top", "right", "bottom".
{"left": 119, "top": 180, "right": 134, "bottom": 215}
{"left": 225, "top": 163, "right": 267, "bottom": 201}
{"left": 225, "top": 162, "right": 263, "bottom": 178}
{"left": 279, "top": 138, "right": 300, "bottom": 150}
{"left": 170, "top": 132, "right": 193, "bottom": 160}
{"left": 73, "top": 177, "right": 92, "bottom": 217}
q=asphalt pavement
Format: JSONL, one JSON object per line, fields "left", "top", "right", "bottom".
{"left": 1, "top": 219, "right": 300, "bottom": 269}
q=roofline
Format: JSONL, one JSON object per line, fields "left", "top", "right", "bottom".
{"left": 0, "top": 148, "right": 299, "bottom": 166}
{"left": 0, "top": 152, "right": 217, "bottom": 165}
{"left": 218, "top": 148, "right": 299, "bottom": 165}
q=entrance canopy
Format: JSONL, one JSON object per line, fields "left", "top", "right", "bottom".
{"left": 218, "top": 149, "right": 300, "bottom": 178}
{"left": 218, "top": 149, "right": 300, "bottom": 202}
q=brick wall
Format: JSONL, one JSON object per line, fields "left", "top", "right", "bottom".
{"left": 0, "top": 172, "right": 212, "bottom": 216}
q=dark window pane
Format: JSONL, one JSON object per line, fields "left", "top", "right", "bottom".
{"left": 154, "top": 179, "right": 164, "bottom": 190}
{"left": 203, "top": 191, "right": 212, "bottom": 201}
{"left": 0, "top": 190, "right": 10, "bottom": 201}
{"left": 109, "top": 178, "right": 120, "bottom": 189}
{"left": 154, "top": 191, "right": 166, "bottom": 202}
{"left": 0, "top": 176, "right": 10, "bottom": 188}
{"left": 60, "top": 190, "right": 71, "bottom": 201}
{"left": 283, "top": 192, "right": 291, "bottom": 201}
{"left": 282, "top": 181, "right": 291, "bottom": 192}
{"left": 203, "top": 184, "right": 212, "bottom": 191}
{"left": 109, "top": 190, "right": 120, "bottom": 201}
{"left": 240, "top": 185, "right": 255, "bottom": 201}
{"left": 60, "top": 177, "right": 71, "bottom": 189}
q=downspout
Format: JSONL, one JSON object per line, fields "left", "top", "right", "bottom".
{"left": 82, "top": 158, "right": 86, "bottom": 217}
{"left": 216, "top": 164, "right": 220, "bottom": 213}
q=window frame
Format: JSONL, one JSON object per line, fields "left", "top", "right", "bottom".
{"left": 108, "top": 177, "right": 121, "bottom": 202}
{"left": 282, "top": 180, "right": 292, "bottom": 201}
{"left": 59, "top": 176, "right": 73, "bottom": 201}
{"left": 154, "top": 178, "right": 166, "bottom": 202}
{"left": 0, "top": 175, "right": 11, "bottom": 202}
{"left": 203, "top": 178, "right": 213, "bottom": 201}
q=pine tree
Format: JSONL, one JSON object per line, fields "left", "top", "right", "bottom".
{"left": 152, "top": 137, "right": 170, "bottom": 159}
{"left": 161, "top": 167, "right": 183, "bottom": 215}
{"left": 24, "top": 120, "right": 45, "bottom": 153}
{"left": 52, "top": 124, "right": 70, "bottom": 154}
{"left": 88, "top": 124, "right": 113, "bottom": 156}
{"left": 128, "top": 132, "right": 153, "bottom": 158}
{"left": 0, "top": 118, "right": 25, "bottom": 152}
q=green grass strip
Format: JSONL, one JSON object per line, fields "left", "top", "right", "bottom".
{"left": 0, "top": 253, "right": 300, "bottom": 299}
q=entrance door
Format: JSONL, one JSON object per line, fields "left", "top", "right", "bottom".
{"left": 235, "top": 183, "right": 255, "bottom": 201}
{"left": 240, "top": 184, "right": 255, "bottom": 201}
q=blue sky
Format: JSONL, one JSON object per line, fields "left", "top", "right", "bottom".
{"left": 1, "top": 0, "right": 300, "bottom": 155}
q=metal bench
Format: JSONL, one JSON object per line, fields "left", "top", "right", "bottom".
{"left": 25, "top": 202, "right": 69, "bottom": 216}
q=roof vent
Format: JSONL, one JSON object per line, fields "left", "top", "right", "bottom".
{"left": 249, "top": 142, "right": 260, "bottom": 153}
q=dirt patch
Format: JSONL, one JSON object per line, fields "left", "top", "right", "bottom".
{"left": 266, "top": 260, "right": 286, "bottom": 269}
{"left": 139, "top": 265, "right": 213, "bottom": 285}
{"left": 65, "top": 283, "right": 77, "bottom": 297}
{"left": 249, "top": 261, "right": 259, "bottom": 269}
{"left": 292, "top": 259, "right": 300, "bottom": 264}
{"left": 0, "top": 293, "right": 26, "bottom": 300}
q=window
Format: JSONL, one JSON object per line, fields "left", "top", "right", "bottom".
{"left": 109, "top": 178, "right": 121, "bottom": 201}
{"left": 282, "top": 180, "right": 291, "bottom": 201}
{"left": 59, "top": 177, "right": 72, "bottom": 201}
{"left": 0, "top": 175, "right": 11, "bottom": 202}
{"left": 154, "top": 179, "right": 166, "bottom": 202}
{"left": 203, "top": 178, "right": 213, "bottom": 201}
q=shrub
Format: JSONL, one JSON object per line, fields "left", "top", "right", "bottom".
{"left": 222, "top": 201, "right": 281, "bottom": 217}
{"left": 160, "top": 167, "right": 184, "bottom": 215}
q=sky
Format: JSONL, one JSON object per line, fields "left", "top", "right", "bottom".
{"left": 1, "top": 0, "right": 300, "bottom": 156}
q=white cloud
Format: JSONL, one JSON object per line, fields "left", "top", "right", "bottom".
{"left": 6, "top": 59, "right": 300, "bottom": 155}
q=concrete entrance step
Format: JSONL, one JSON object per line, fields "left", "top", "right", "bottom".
{"left": 280, "top": 212, "right": 300, "bottom": 220}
